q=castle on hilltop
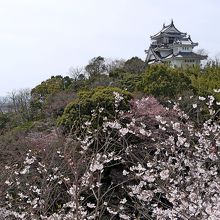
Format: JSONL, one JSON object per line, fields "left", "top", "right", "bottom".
{"left": 145, "top": 20, "right": 207, "bottom": 67}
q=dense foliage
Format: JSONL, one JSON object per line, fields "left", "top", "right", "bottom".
{"left": 58, "top": 87, "right": 132, "bottom": 133}
{"left": 185, "top": 61, "right": 220, "bottom": 101}
{"left": 138, "top": 64, "right": 193, "bottom": 98}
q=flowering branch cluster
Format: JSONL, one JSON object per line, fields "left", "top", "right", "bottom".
{"left": 1, "top": 91, "right": 220, "bottom": 219}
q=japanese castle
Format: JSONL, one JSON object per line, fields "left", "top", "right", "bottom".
{"left": 145, "top": 20, "right": 207, "bottom": 67}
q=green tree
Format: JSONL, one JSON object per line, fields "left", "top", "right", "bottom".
{"left": 123, "top": 56, "right": 146, "bottom": 74}
{"left": 57, "top": 87, "right": 132, "bottom": 133}
{"left": 109, "top": 67, "right": 127, "bottom": 79}
{"left": 138, "top": 64, "right": 193, "bottom": 98}
{"left": 31, "top": 75, "right": 73, "bottom": 100}
{"left": 31, "top": 76, "right": 73, "bottom": 118}
{"left": 0, "top": 113, "right": 10, "bottom": 131}
{"left": 85, "top": 56, "right": 107, "bottom": 78}
{"left": 186, "top": 62, "right": 220, "bottom": 101}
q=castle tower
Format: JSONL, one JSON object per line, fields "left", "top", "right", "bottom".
{"left": 145, "top": 20, "right": 207, "bottom": 67}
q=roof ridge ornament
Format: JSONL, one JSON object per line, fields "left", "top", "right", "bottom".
{"left": 171, "top": 19, "right": 174, "bottom": 26}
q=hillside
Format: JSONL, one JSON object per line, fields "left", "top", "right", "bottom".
{"left": 0, "top": 57, "right": 220, "bottom": 220}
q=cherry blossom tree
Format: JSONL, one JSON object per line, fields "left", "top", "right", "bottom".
{"left": 1, "top": 90, "right": 220, "bottom": 219}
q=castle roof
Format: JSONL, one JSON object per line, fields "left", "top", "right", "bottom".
{"left": 164, "top": 52, "right": 207, "bottom": 60}
{"left": 151, "top": 20, "right": 186, "bottom": 39}
{"left": 173, "top": 35, "right": 198, "bottom": 46}
{"left": 146, "top": 46, "right": 162, "bottom": 62}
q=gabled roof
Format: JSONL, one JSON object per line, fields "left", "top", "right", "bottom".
{"left": 146, "top": 46, "right": 161, "bottom": 62}
{"left": 173, "top": 35, "right": 198, "bottom": 46}
{"left": 177, "top": 52, "right": 207, "bottom": 59}
{"left": 163, "top": 52, "right": 207, "bottom": 60}
{"left": 146, "top": 46, "right": 174, "bottom": 63}
{"left": 151, "top": 20, "right": 186, "bottom": 39}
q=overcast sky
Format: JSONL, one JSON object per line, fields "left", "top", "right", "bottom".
{"left": 0, "top": 0, "right": 219, "bottom": 96}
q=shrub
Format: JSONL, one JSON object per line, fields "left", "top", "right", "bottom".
{"left": 0, "top": 113, "right": 10, "bottom": 131}
{"left": 57, "top": 87, "right": 132, "bottom": 133}
{"left": 185, "top": 63, "right": 220, "bottom": 101}
{"left": 138, "top": 64, "right": 193, "bottom": 98}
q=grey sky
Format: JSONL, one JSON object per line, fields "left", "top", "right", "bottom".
{"left": 0, "top": 0, "right": 219, "bottom": 96}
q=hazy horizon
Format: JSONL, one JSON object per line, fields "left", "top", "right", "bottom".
{"left": 0, "top": 0, "right": 220, "bottom": 96}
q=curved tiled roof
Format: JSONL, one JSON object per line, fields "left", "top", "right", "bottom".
{"left": 151, "top": 20, "right": 186, "bottom": 39}
{"left": 163, "top": 52, "right": 207, "bottom": 60}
